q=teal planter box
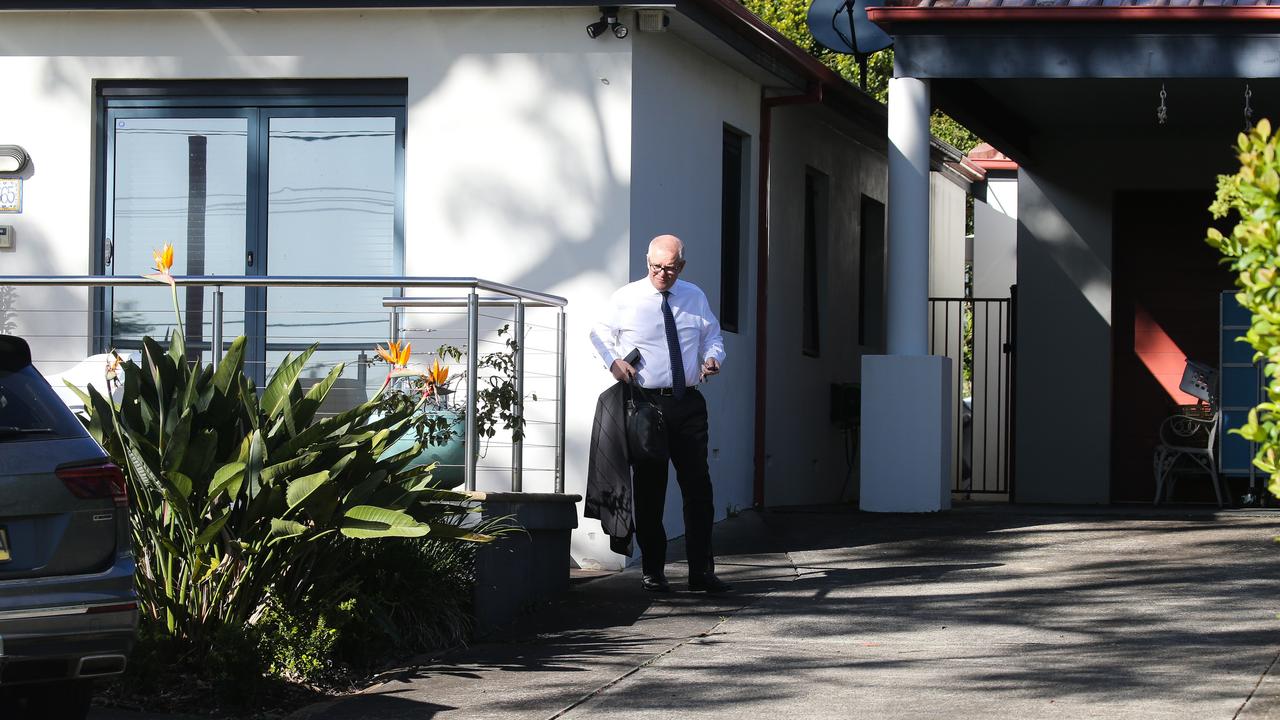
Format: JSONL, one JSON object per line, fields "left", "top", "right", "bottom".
{"left": 378, "top": 409, "right": 466, "bottom": 489}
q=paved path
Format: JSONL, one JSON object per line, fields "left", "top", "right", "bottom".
{"left": 96, "top": 506, "right": 1280, "bottom": 719}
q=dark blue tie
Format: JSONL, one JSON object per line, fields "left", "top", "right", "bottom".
{"left": 661, "top": 291, "right": 685, "bottom": 399}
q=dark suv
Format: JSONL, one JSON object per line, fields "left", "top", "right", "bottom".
{"left": 0, "top": 335, "right": 137, "bottom": 718}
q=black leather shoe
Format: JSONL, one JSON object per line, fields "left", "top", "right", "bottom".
{"left": 641, "top": 574, "right": 671, "bottom": 592}
{"left": 688, "top": 573, "right": 733, "bottom": 593}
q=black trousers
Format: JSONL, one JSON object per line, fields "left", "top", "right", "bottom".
{"left": 632, "top": 387, "right": 714, "bottom": 577}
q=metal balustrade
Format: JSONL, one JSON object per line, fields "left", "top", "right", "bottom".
{"left": 0, "top": 275, "right": 568, "bottom": 494}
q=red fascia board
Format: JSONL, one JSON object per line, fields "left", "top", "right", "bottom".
{"left": 970, "top": 158, "right": 1018, "bottom": 172}
{"left": 867, "top": 6, "right": 1280, "bottom": 25}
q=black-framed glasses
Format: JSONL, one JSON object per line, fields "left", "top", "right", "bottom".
{"left": 648, "top": 263, "right": 682, "bottom": 275}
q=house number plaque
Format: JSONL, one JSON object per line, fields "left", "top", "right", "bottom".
{"left": 0, "top": 178, "right": 20, "bottom": 213}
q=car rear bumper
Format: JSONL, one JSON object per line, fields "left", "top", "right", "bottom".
{"left": 0, "top": 554, "right": 138, "bottom": 686}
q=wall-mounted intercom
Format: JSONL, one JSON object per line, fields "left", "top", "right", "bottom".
{"left": 0, "top": 226, "right": 13, "bottom": 249}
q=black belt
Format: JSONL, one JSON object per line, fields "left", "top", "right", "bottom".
{"left": 644, "top": 387, "right": 682, "bottom": 397}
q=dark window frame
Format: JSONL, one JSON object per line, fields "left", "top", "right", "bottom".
{"left": 802, "top": 168, "right": 827, "bottom": 358}
{"left": 858, "top": 194, "right": 887, "bottom": 351}
{"left": 720, "top": 125, "right": 749, "bottom": 334}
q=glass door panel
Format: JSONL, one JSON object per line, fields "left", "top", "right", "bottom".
{"left": 264, "top": 115, "right": 398, "bottom": 403}
{"left": 109, "top": 116, "right": 249, "bottom": 356}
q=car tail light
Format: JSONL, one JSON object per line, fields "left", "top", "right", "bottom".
{"left": 57, "top": 462, "right": 128, "bottom": 508}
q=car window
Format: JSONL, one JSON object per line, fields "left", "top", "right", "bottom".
{"left": 0, "top": 366, "right": 87, "bottom": 441}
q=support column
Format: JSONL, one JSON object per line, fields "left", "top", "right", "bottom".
{"left": 860, "top": 76, "right": 953, "bottom": 513}
{"left": 886, "top": 77, "right": 931, "bottom": 356}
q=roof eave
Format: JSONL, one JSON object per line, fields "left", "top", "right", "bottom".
{"left": 867, "top": 5, "right": 1280, "bottom": 28}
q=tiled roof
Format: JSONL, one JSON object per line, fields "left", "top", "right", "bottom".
{"left": 888, "top": 0, "right": 1280, "bottom": 6}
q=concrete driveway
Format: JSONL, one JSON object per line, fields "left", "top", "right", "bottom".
{"left": 96, "top": 505, "right": 1280, "bottom": 719}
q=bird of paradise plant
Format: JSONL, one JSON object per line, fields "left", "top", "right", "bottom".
{"left": 72, "top": 245, "right": 498, "bottom": 656}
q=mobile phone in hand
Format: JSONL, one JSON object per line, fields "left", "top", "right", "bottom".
{"left": 623, "top": 348, "right": 643, "bottom": 369}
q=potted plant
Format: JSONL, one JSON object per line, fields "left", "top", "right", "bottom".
{"left": 372, "top": 326, "right": 528, "bottom": 489}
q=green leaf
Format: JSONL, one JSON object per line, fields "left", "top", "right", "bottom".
{"left": 261, "top": 347, "right": 316, "bottom": 419}
{"left": 193, "top": 511, "right": 232, "bottom": 546}
{"left": 425, "top": 523, "right": 495, "bottom": 543}
{"left": 168, "top": 472, "right": 194, "bottom": 501}
{"left": 209, "top": 462, "right": 246, "bottom": 505}
{"left": 269, "top": 518, "right": 309, "bottom": 540}
{"left": 167, "top": 326, "right": 186, "bottom": 364}
{"left": 339, "top": 505, "right": 431, "bottom": 538}
{"left": 212, "top": 336, "right": 248, "bottom": 394}
{"left": 285, "top": 471, "right": 330, "bottom": 510}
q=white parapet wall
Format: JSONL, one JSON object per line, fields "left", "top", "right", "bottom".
{"left": 859, "top": 354, "right": 953, "bottom": 513}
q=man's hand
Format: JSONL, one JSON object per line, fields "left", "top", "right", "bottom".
{"left": 611, "top": 359, "right": 638, "bottom": 384}
{"left": 700, "top": 357, "right": 720, "bottom": 381}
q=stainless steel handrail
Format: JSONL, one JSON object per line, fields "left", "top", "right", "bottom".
{"left": 2, "top": 274, "right": 568, "bottom": 494}
{"left": 0, "top": 275, "right": 568, "bottom": 308}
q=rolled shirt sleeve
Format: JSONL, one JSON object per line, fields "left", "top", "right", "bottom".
{"left": 588, "top": 296, "right": 622, "bottom": 370}
{"left": 697, "top": 291, "right": 726, "bottom": 369}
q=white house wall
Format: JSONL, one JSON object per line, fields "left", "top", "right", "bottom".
{"left": 0, "top": 9, "right": 631, "bottom": 532}
{"left": 763, "top": 105, "right": 888, "bottom": 507}
{"left": 570, "top": 25, "right": 762, "bottom": 571}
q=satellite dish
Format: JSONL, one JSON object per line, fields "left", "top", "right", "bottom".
{"left": 806, "top": 0, "right": 892, "bottom": 57}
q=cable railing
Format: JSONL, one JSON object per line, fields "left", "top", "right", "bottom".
{"left": 0, "top": 275, "right": 568, "bottom": 494}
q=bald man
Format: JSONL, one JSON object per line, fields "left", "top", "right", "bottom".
{"left": 588, "top": 234, "right": 730, "bottom": 593}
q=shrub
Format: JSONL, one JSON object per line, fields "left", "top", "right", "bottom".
{"left": 1208, "top": 118, "right": 1280, "bottom": 498}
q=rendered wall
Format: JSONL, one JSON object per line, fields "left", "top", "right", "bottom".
{"left": 0, "top": 9, "right": 631, "bottom": 542}
{"left": 974, "top": 175, "right": 1017, "bottom": 299}
{"left": 763, "top": 105, "right": 888, "bottom": 507}
{"left": 574, "top": 25, "right": 762, "bottom": 570}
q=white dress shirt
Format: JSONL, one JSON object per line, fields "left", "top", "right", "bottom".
{"left": 589, "top": 277, "right": 726, "bottom": 389}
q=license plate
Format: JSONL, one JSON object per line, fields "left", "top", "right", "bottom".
{"left": 0, "top": 527, "right": 9, "bottom": 562}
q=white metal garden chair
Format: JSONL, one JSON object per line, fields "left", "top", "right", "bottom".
{"left": 1152, "top": 405, "right": 1225, "bottom": 507}
{"left": 1153, "top": 359, "right": 1225, "bottom": 507}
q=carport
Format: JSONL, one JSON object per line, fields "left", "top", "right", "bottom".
{"left": 865, "top": 3, "right": 1280, "bottom": 505}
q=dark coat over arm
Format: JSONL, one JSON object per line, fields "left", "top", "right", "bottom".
{"left": 585, "top": 382, "right": 633, "bottom": 556}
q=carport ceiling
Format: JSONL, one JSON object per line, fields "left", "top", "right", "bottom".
{"left": 933, "top": 77, "right": 1280, "bottom": 165}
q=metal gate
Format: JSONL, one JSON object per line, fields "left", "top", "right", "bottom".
{"left": 928, "top": 289, "right": 1016, "bottom": 499}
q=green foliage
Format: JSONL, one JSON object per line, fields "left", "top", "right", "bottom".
{"left": 256, "top": 595, "right": 353, "bottom": 683}
{"left": 331, "top": 535, "right": 486, "bottom": 666}
{"left": 1207, "top": 118, "right": 1280, "bottom": 499}
{"left": 73, "top": 329, "right": 495, "bottom": 658}
{"left": 741, "top": 0, "right": 981, "bottom": 153}
{"left": 414, "top": 324, "right": 530, "bottom": 445}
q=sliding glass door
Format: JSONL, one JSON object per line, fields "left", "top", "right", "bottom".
{"left": 101, "top": 86, "right": 404, "bottom": 387}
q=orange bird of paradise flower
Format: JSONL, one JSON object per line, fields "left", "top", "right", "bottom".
{"left": 375, "top": 340, "right": 412, "bottom": 368}
{"left": 427, "top": 357, "right": 449, "bottom": 387}
{"left": 153, "top": 244, "right": 174, "bottom": 273}
{"left": 145, "top": 243, "right": 177, "bottom": 288}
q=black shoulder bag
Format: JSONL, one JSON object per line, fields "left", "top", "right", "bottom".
{"left": 625, "top": 384, "right": 668, "bottom": 465}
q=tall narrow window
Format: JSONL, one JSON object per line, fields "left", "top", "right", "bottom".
{"left": 859, "top": 195, "right": 887, "bottom": 349}
{"left": 720, "top": 126, "right": 748, "bottom": 333}
{"left": 802, "top": 169, "right": 827, "bottom": 357}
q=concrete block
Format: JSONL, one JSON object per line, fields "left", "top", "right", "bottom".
{"left": 859, "top": 354, "right": 952, "bottom": 513}
{"left": 472, "top": 492, "right": 581, "bottom": 635}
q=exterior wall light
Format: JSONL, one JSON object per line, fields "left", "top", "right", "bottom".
{"left": 0, "top": 145, "right": 30, "bottom": 175}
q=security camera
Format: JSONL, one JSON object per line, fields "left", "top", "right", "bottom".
{"left": 612, "top": 23, "right": 628, "bottom": 39}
